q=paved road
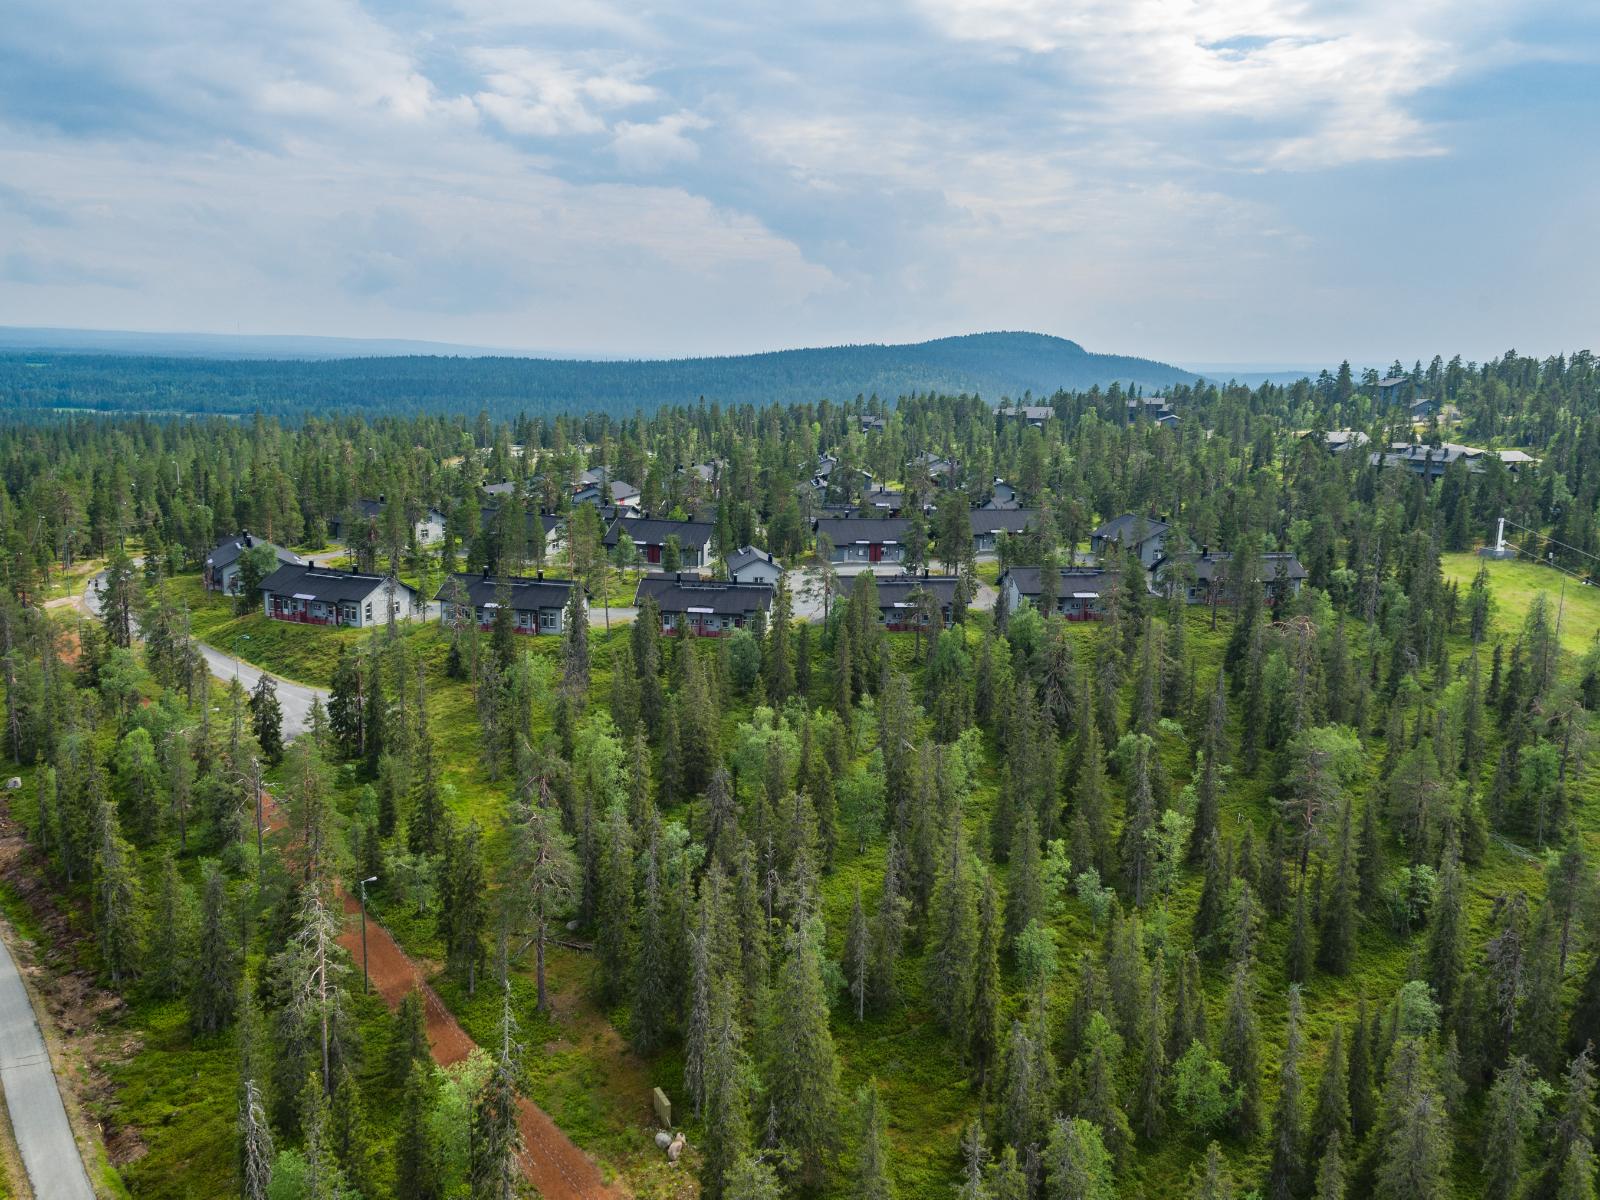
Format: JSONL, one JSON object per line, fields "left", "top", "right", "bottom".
{"left": 81, "top": 571, "right": 329, "bottom": 739}
{"left": 0, "top": 932, "right": 96, "bottom": 1199}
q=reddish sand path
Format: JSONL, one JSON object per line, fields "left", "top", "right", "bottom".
{"left": 267, "top": 794, "right": 622, "bottom": 1199}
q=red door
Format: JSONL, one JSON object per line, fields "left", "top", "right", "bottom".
{"left": 869, "top": 543, "right": 883, "bottom": 563}
{"left": 647, "top": 544, "right": 662, "bottom": 564}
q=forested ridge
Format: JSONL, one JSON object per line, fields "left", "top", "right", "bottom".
{"left": 0, "top": 331, "right": 1196, "bottom": 422}
{"left": 0, "top": 346, "right": 1598, "bottom": 1200}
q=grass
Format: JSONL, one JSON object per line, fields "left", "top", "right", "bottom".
{"left": 1441, "top": 551, "right": 1600, "bottom": 659}
{"left": 81, "top": 565, "right": 1600, "bottom": 1196}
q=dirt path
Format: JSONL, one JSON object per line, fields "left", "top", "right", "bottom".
{"left": 260, "top": 794, "right": 622, "bottom": 1199}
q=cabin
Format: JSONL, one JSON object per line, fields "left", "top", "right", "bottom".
{"left": 330, "top": 498, "right": 447, "bottom": 545}
{"left": 814, "top": 516, "right": 910, "bottom": 565}
{"left": 204, "top": 534, "right": 304, "bottom": 594}
{"left": 1317, "top": 430, "right": 1370, "bottom": 454}
{"left": 479, "top": 505, "right": 565, "bottom": 560}
{"left": 980, "top": 479, "right": 1020, "bottom": 510}
{"left": 1090, "top": 514, "right": 1178, "bottom": 568}
{"left": 875, "top": 575, "right": 961, "bottom": 630}
{"left": 912, "top": 452, "right": 959, "bottom": 486}
{"left": 1375, "top": 375, "right": 1416, "bottom": 404}
{"left": 1370, "top": 442, "right": 1483, "bottom": 482}
{"left": 726, "top": 546, "right": 784, "bottom": 586}
{"left": 573, "top": 479, "right": 641, "bottom": 509}
{"left": 1127, "top": 397, "right": 1177, "bottom": 425}
{"left": 860, "top": 414, "right": 887, "bottom": 433}
{"left": 863, "top": 484, "right": 909, "bottom": 515}
{"left": 605, "top": 517, "right": 715, "bottom": 569}
{"left": 258, "top": 564, "right": 420, "bottom": 628}
{"left": 999, "top": 404, "right": 1055, "bottom": 427}
{"left": 970, "top": 509, "right": 1041, "bottom": 556}
{"left": 1151, "top": 551, "right": 1308, "bottom": 606}
{"left": 634, "top": 574, "right": 773, "bottom": 636}
{"left": 435, "top": 572, "right": 574, "bottom": 635}
{"left": 999, "top": 567, "right": 1115, "bottom": 621}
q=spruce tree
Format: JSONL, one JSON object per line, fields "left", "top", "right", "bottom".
{"left": 1194, "top": 830, "right": 1228, "bottom": 958}
{"left": 844, "top": 884, "right": 870, "bottom": 1022}
{"left": 701, "top": 968, "right": 752, "bottom": 1200}
{"left": 147, "top": 851, "right": 194, "bottom": 999}
{"left": 1136, "top": 967, "right": 1168, "bottom": 1140}
{"left": 1318, "top": 801, "right": 1357, "bottom": 975}
{"left": 1220, "top": 960, "right": 1262, "bottom": 1140}
{"left": 763, "top": 919, "right": 840, "bottom": 1190}
{"left": 1287, "top": 873, "right": 1312, "bottom": 984}
{"left": 248, "top": 673, "right": 284, "bottom": 766}
{"left": 1482, "top": 1055, "right": 1542, "bottom": 1200}
{"left": 1541, "top": 1049, "right": 1599, "bottom": 1200}
{"left": 1189, "top": 672, "right": 1226, "bottom": 863}
{"left": 189, "top": 863, "right": 238, "bottom": 1034}
{"left": 396, "top": 1062, "right": 444, "bottom": 1200}
{"left": 1371, "top": 1038, "right": 1450, "bottom": 1200}
{"left": 1188, "top": 1140, "right": 1235, "bottom": 1200}
{"left": 969, "top": 874, "right": 1003, "bottom": 1089}
{"left": 856, "top": 1079, "right": 895, "bottom": 1200}
{"left": 926, "top": 821, "right": 978, "bottom": 1043}
{"left": 632, "top": 843, "right": 672, "bottom": 1052}
{"left": 1310, "top": 1021, "right": 1351, "bottom": 1165}
{"left": 1045, "top": 1115, "right": 1115, "bottom": 1200}
{"left": 93, "top": 800, "right": 142, "bottom": 985}
{"left": 389, "top": 989, "right": 430, "bottom": 1087}
{"left": 1265, "top": 986, "right": 1306, "bottom": 1200}
{"left": 1347, "top": 1001, "right": 1377, "bottom": 1140}
{"left": 470, "top": 987, "right": 524, "bottom": 1200}
{"left": 239, "top": 1077, "right": 274, "bottom": 1200}
{"left": 329, "top": 1066, "right": 373, "bottom": 1197}
{"left": 1314, "top": 1132, "right": 1347, "bottom": 1200}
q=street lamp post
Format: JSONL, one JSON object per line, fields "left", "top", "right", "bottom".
{"left": 359, "top": 876, "right": 378, "bottom": 993}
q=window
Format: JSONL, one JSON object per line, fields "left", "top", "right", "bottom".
{"left": 364, "top": 601, "right": 373, "bottom": 622}
{"left": 540, "top": 610, "right": 559, "bottom": 631}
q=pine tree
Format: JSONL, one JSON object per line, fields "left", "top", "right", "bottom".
{"left": 855, "top": 1079, "right": 895, "bottom": 1200}
{"left": 1265, "top": 986, "right": 1306, "bottom": 1200}
{"left": 248, "top": 673, "right": 284, "bottom": 765}
{"left": 1220, "top": 961, "right": 1262, "bottom": 1140}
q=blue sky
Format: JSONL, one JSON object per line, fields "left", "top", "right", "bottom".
{"left": 0, "top": 0, "right": 1596, "bottom": 365}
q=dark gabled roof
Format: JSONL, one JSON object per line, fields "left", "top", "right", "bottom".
{"left": 969, "top": 508, "right": 1041, "bottom": 536}
{"left": 480, "top": 505, "right": 564, "bottom": 536}
{"left": 634, "top": 575, "right": 774, "bottom": 616}
{"left": 1371, "top": 442, "right": 1483, "bottom": 468}
{"left": 346, "top": 497, "right": 445, "bottom": 521}
{"left": 1000, "top": 405, "right": 1055, "bottom": 420}
{"left": 1001, "top": 567, "right": 1115, "bottom": 598}
{"left": 207, "top": 534, "right": 303, "bottom": 570}
{"left": 434, "top": 572, "right": 575, "bottom": 611}
{"left": 1157, "top": 552, "right": 1308, "bottom": 583}
{"left": 482, "top": 481, "right": 518, "bottom": 497}
{"left": 1091, "top": 514, "right": 1171, "bottom": 544}
{"left": 727, "top": 546, "right": 782, "bottom": 573}
{"left": 604, "top": 516, "right": 715, "bottom": 548}
{"left": 875, "top": 575, "right": 961, "bottom": 610}
{"left": 813, "top": 516, "right": 912, "bottom": 544}
{"left": 259, "top": 563, "right": 416, "bottom": 604}
{"left": 1376, "top": 375, "right": 1411, "bottom": 389}
{"left": 575, "top": 479, "right": 640, "bottom": 500}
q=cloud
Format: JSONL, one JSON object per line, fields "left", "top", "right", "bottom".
{"left": 610, "top": 112, "right": 709, "bottom": 172}
{"left": 0, "top": 0, "right": 1592, "bottom": 359}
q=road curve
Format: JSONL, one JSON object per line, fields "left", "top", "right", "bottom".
{"left": 80, "top": 572, "right": 328, "bottom": 739}
{"left": 0, "top": 930, "right": 96, "bottom": 1199}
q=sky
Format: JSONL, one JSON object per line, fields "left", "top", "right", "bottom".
{"left": 0, "top": 0, "right": 1597, "bottom": 367}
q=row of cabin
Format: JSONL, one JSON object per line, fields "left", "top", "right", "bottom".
{"left": 813, "top": 508, "right": 1043, "bottom": 563}
{"left": 999, "top": 551, "right": 1308, "bottom": 620}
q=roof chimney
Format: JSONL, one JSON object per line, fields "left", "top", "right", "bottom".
{"left": 379, "top": 493, "right": 386, "bottom": 504}
{"left": 537, "top": 570, "right": 543, "bottom": 580}
{"left": 1201, "top": 545, "right": 1209, "bottom": 558}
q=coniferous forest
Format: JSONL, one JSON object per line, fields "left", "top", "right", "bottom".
{"left": 1, "top": 347, "right": 1600, "bottom": 1199}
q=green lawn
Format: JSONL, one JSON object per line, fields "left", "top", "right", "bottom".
{"left": 1441, "top": 551, "right": 1600, "bottom": 658}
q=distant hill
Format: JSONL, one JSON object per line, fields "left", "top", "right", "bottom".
{"left": 0, "top": 330, "right": 1200, "bottom": 421}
